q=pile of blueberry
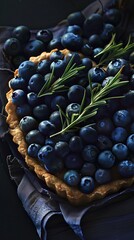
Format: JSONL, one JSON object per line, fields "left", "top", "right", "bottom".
{"left": 5, "top": 2, "right": 134, "bottom": 194}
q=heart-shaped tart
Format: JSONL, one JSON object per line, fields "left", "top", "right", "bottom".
{"left": 5, "top": 46, "right": 134, "bottom": 206}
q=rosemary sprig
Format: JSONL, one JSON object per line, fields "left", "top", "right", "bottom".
{"left": 94, "top": 34, "right": 134, "bottom": 66}
{"left": 38, "top": 57, "right": 85, "bottom": 97}
{"left": 50, "top": 68, "right": 128, "bottom": 138}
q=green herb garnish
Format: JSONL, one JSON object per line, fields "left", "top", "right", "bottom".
{"left": 94, "top": 34, "right": 134, "bottom": 66}
{"left": 51, "top": 68, "right": 128, "bottom": 138}
{"left": 38, "top": 57, "right": 85, "bottom": 97}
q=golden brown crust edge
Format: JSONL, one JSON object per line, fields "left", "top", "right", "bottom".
{"left": 5, "top": 50, "right": 134, "bottom": 206}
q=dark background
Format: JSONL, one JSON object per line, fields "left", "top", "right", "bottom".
{"left": 0, "top": 1, "right": 90, "bottom": 240}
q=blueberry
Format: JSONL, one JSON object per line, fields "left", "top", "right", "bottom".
{"left": 100, "top": 23, "right": 115, "bottom": 43}
{"left": 88, "top": 34, "right": 102, "bottom": 48}
{"left": 61, "top": 33, "right": 83, "bottom": 51}
{"left": 118, "top": 160, "right": 134, "bottom": 178}
{"left": 95, "top": 169, "right": 111, "bottom": 184}
{"left": 88, "top": 67, "right": 107, "bottom": 83}
{"left": 66, "top": 103, "right": 80, "bottom": 118}
{"left": 107, "top": 58, "right": 131, "bottom": 76}
{"left": 37, "top": 59, "right": 51, "bottom": 75}
{"left": 27, "top": 92, "right": 40, "bottom": 106}
{"left": 67, "top": 11, "right": 85, "bottom": 27}
{"left": 83, "top": 13, "right": 103, "bottom": 37}
{"left": 25, "top": 130, "right": 45, "bottom": 145}
{"left": 10, "top": 76, "right": 27, "bottom": 90}
{"left": 27, "top": 143, "right": 41, "bottom": 158}
{"left": 18, "top": 61, "right": 36, "bottom": 80}
{"left": 79, "top": 126, "right": 97, "bottom": 144}
{"left": 16, "top": 104, "right": 32, "bottom": 117}
{"left": 113, "top": 110, "right": 131, "bottom": 127}
{"left": 80, "top": 176, "right": 95, "bottom": 194}
{"left": 111, "top": 127, "right": 128, "bottom": 143}
{"left": 66, "top": 25, "right": 82, "bottom": 35}
{"left": 44, "top": 157, "right": 64, "bottom": 174}
{"left": 69, "top": 136, "right": 83, "bottom": 152}
{"left": 102, "top": 76, "right": 113, "bottom": 87}
{"left": 65, "top": 52, "right": 82, "bottom": 66}
{"left": 82, "top": 145, "right": 99, "bottom": 163}
{"left": 81, "top": 58, "right": 92, "bottom": 72}
{"left": 97, "top": 118, "right": 114, "bottom": 135}
{"left": 51, "top": 95, "right": 67, "bottom": 111}
{"left": 103, "top": 8, "right": 121, "bottom": 26}
{"left": 64, "top": 170, "right": 80, "bottom": 187}
{"left": 38, "top": 120, "right": 55, "bottom": 136}
{"left": 48, "top": 37, "right": 63, "bottom": 51}
{"left": 127, "top": 134, "right": 134, "bottom": 152}
{"left": 12, "top": 25, "right": 31, "bottom": 43}
{"left": 3, "top": 38, "right": 21, "bottom": 56}
{"left": 33, "top": 104, "right": 50, "bottom": 120}
{"left": 55, "top": 141, "right": 70, "bottom": 158}
{"left": 68, "top": 84, "right": 85, "bottom": 104}
{"left": 24, "top": 40, "right": 44, "bottom": 57}
{"left": 49, "top": 50, "right": 64, "bottom": 61}
{"left": 97, "top": 135, "right": 113, "bottom": 150}
{"left": 36, "top": 29, "right": 53, "bottom": 44}
{"left": 50, "top": 59, "right": 66, "bottom": 77}
{"left": 49, "top": 111, "right": 62, "bottom": 129}
{"left": 38, "top": 145, "right": 55, "bottom": 164}
{"left": 60, "top": 132, "right": 75, "bottom": 142}
{"left": 19, "top": 116, "right": 37, "bottom": 133}
{"left": 12, "top": 89, "right": 26, "bottom": 105}
{"left": 93, "top": 47, "right": 103, "bottom": 63}
{"left": 29, "top": 74, "right": 44, "bottom": 93}
{"left": 81, "top": 43, "right": 93, "bottom": 57}
{"left": 112, "top": 143, "right": 128, "bottom": 160}
{"left": 98, "top": 150, "right": 115, "bottom": 168}
{"left": 64, "top": 153, "right": 83, "bottom": 170}
{"left": 81, "top": 162, "right": 96, "bottom": 176}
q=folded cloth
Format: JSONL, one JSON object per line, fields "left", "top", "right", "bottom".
{"left": 1, "top": 0, "right": 134, "bottom": 240}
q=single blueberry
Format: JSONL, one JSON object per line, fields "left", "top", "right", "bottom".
{"left": 98, "top": 150, "right": 115, "bottom": 168}
{"left": 16, "top": 104, "right": 32, "bottom": 117}
{"left": 80, "top": 176, "right": 95, "bottom": 194}
{"left": 61, "top": 33, "right": 83, "bottom": 51}
{"left": 25, "top": 130, "right": 45, "bottom": 145}
{"left": 66, "top": 103, "right": 80, "bottom": 118}
{"left": 51, "top": 95, "right": 67, "bottom": 111}
{"left": 100, "top": 23, "right": 115, "bottom": 43}
{"left": 19, "top": 116, "right": 37, "bottom": 133}
{"left": 49, "top": 50, "right": 64, "bottom": 61}
{"left": 113, "top": 110, "right": 131, "bottom": 127}
{"left": 64, "top": 170, "right": 80, "bottom": 187}
{"left": 107, "top": 58, "right": 131, "bottom": 76}
{"left": 3, "top": 38, "right": 21, "bottom": 56}
{"left": 12, "top": 89, "right": 26, "bottom": 106}
{"left": 88, "top": 67, "right": 107, "bottom": 83}
{"left": 48, "top": 37, "right": 63, "bottom": 51}
{"left": 49, "top": 111, "right": 62, "bottom": 130}
{"left": 12, "top": 25, "right": 31, "bottom": 43}
{"left": 127, "top": 134, "right": 134, "bottom": 152}
{"left": 37, "top": 59, "right": 51, "bottom": 75}
{"left": 27, "top": 143, "right": 41, "bottom": 158}
{"left": 88, "top": 34, "right": 102, "bottom": 48}
{"left": 67, "top": 11, "right": 85, "bottom": 27}
{"left": 33, "top": 104, "right": 50, "bottom": 121}
{"left": 79, "top": 126, "right": 98, "bottom": 144}
{"left": 50, "top": 59, "right": 67, "bottom": 77}
{"left": 27, "top": 92, "right": 40, "bottom": 106}
{"left": 112, "top": 143, "right": 128, "bottom": 160}
{"left": 103, "top": 8, "right": 121, "bottom": 26}
{"left": 68, "top": 84, "right": 85, "bottom": 104}
{"left": 38, "top": 120, "right": 56, "bottom": 136}
{"left": 97, "top": 118, "right": 114, "bottom": 135}
{"left": 18, "top": 61, "right": 37, "bottom": 80}
{"left": 38, "top": 145, "right": 55, "bottom": 164}
{"left": 66, "top": 25, "right": 82, "bottom": 35}
{"left": 82, "top": 145, "right": 99, "bottom": 163}
{"left": 24, "top": 40, "right": 45, "bottom": 57}
{"left": 118, "top": 160, "right": 134, "bottom": 178}
{"left": 83, "top": 13, "right": 103, "bottom": 37}
{"left": 95, "top": 168, "right": 111, "bottom": 184}
{"left": 10, "top": 76, "right": 27, "bottom": 90}
{"left": 69, "top": 136, "right": 83, "bottom": 152}
{"left": 44, "top": 157, "right": 64, "bottom": 174}
{"left": 55, "top": 141, "right": 70, "bottom": 158}
{"left": 36, "top": 29, "right": 53, "bottom": 44}
{"left": 111, "top": 127, "right": 128, "bottom": 143}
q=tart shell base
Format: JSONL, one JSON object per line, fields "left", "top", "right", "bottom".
{"left": 5, "top": 50, "right": 134, "bottom": 206}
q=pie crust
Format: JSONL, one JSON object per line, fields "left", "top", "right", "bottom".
{"left": 5, "top": 49, "right": 134, "bottom": 206}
